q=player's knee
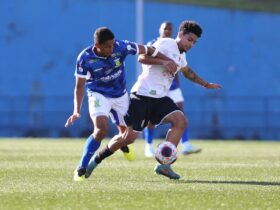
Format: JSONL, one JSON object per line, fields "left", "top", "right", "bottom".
{"left": 92, "top": 128, "right": 108, "bottom": 140}
{"left": 173, "top": 114, "right": 187, "bottom": 131}
{"left": 124, "top": 131, "right": 138, "bottom": 144}
{"left": 179, "top": 116, "right": 187, "bottom": 129}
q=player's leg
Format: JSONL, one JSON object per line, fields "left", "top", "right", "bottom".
{"left": 181, "top": 128, "right": 201, "bottom": 155}
{"left": 117, "top": 125, "right": 135, "bottom": 161}
{"left": 74, "top": 116, "right": 108, "bottom": 181}
{"left": 144, "top": 122, "right": 155, "bottom": 157}
{"left": 108, "top": 93, "right": 135, "bottom": 161}
{"left": 152, "top": 97, "right": 186, "bottom": 179}
{"left": 85, "top": 93, "right": 147, "bottom": 178}
{"left": 85, "top": 127, "right": 138, "bottom": 178}
{"left": 176, "top": 101, "right": 202, "bottom": 155}
{"left": 74, "top": 92, "right": 111, "bottom": 181}
{"left": 74, "top": 115, "right": 109, "bottom": 181}
{"left": 170, "top": 88, "right": 202, "bottom": 155}
{"left": 163, "top": 111, "right": 187, "bottom": 146}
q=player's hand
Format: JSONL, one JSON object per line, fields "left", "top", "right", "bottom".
{"left": 65, "top": 113, "right": 81, "bottom": 127}
{"left": 162, "top": 60, "right": 177, "bottom": 76}
{"left": 204, "top": 83, "right": 222, "bottom": 89}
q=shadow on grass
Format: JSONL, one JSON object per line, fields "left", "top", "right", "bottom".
{"left": 178, "top": 179, "right": 280, "bottom": 186}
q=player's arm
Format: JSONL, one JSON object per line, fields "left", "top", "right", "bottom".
{"left": 65, "top": 77, "right": 86, "bottom": 127}
{"left": 137, "top": 45, "right": 177, "bottom": 74}
{"left": 181, "top": 66, "right": 222, "bottom": 89}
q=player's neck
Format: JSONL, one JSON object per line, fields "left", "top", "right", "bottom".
{"left": 176, "top": 41, "right": 184, "bottom": 54}
{"left": 92, "top": 47, "right": 106, "bottom": 58}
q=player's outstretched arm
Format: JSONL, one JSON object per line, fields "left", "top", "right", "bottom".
{"left": 65, "top": 77, "right": 86, "bottom": 127}
{"left": 137, "top": 45, "right": 177, "bottom": 74}
{"left": 138, "top": 45, "right": 174, "bottom": 63}
{"left": 181, "top": 66, "right": 222, "bottom": 89}
{"left": 138, "top": 54, "right": 177, "bottom": 76}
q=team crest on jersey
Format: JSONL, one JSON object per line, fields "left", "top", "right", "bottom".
{"left": 114, "top": 58, "right": 121, "bottom": 68}
{"left": 94, "top": 99, "right": 100, "bottom": 107}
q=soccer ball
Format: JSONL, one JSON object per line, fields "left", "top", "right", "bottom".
{"left": 155, "top": 141, "right": 178, "bottom": 165}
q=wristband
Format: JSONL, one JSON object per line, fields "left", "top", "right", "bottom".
{"left": 143, "top": 45, "right": 148, "bottom": 54}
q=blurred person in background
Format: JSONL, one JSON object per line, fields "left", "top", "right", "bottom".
{"left": 65, "top": 27, "right": 178, "bottom": 181}
{"left": 144, "top": 21, "right": 202, "bottom": 157}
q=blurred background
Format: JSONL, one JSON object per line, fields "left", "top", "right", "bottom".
{"left": 0, "top": 0, "right": 280, "bottom": 140}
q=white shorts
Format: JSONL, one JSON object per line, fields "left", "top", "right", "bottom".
{"left": 167, "top": 88, "right": 184, "bottom": 103}
{"left": 88, "top": 92, "right": 129, "bottom": 126}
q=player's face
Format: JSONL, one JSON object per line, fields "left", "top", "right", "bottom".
{"left": 95, "top": 39, "right": 115, "bottom": 57}
{"left": 159, "top": 23, "right": 173, "bottom": 38}
{"left": 180, "top": 32, "right": 198, "bottom": 52}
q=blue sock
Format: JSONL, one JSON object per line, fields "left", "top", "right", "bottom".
{"left": 181, "top": 127, "right": 189, "bottom": 143}
{"left": 144, "top": 127, "right": 154, "bottom": 144}
{"left": 79, "top": 135, "right": 101, "bottom": 168}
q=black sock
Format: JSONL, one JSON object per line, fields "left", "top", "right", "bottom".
{"left": 120, "top": 146, "right": 129, "bottom": 153}
{"left": 94, "top": 145, "right": 114, "bottom": 164}
{"left": 77, "top": 167, "right": 86, "bottom": 176}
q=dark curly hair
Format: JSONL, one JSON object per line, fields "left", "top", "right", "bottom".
{"left": 94, "top": 27, "right": 115, "bottom": 44}
{"left": 179, "top": 20, "right": 202, "bottom": 37}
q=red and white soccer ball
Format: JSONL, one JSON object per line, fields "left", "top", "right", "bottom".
{"left": 155, "top": 141, "right": 178, "bottom": 165}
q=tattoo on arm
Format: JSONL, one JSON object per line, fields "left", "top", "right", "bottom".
{"left": 183, "top": 67, "right": 208, "bottom": 87}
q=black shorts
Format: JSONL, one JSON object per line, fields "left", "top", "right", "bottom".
{"left": 124, "top": 93, "right": 181, "bottom": 132}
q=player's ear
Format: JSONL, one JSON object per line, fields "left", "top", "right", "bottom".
{"left": 94, "top": 43, "right": 100, "bottom": 48}
{"left": 178, "top": 31, "right": 184, "bottom": 39}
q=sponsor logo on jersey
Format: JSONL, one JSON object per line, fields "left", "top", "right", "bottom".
{"left": 94, "top": 68, "right": 103, "bottom": 72}
{"left": 89, "top": 59, "right": 98, "bottom": 64}
{"left": 94, "top": 99, "right": 100, "bottom": 107}
{"left": 105, "top": 68, "right": 113, "bottom": 74}
{"left": 99, "top": 69, "right": 122, "bottom": 82}
{"left": 149, "top": 90, "right": 157, "bottom": 95}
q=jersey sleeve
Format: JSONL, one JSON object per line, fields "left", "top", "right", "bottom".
{"left": 152, "top": 38, "right": 167, "bottom": 52}
{"left": 118, "top": 40, "right": 139, "bottom": 56}
{"left": 74, "top": 53, "right": 88, "bottom": 78}
{"left": 152, "top": 38, "right": 172, "bottom": 56}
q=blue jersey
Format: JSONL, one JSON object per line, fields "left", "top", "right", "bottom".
{"left": 169, "top": 79, "right": 179, "bottom": 90}
{"left": 147, "top": 38, "right": 180, "bottom": 91}
{"left": 75, "top": 40, "right": 138, "bottom": 98}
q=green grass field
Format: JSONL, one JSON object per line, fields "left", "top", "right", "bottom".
{"left": 0, "top": 139, "right": 280, "bottom": 210}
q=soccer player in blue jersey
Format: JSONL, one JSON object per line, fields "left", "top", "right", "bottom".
{"left": 65, "top": 27, "right": 177, "bottom": 181}
{"left": 144, "top": 21, "right": 201, "bottom": 157}
{"left": 85, "top": 21, "right": 221, "bottom": 180}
